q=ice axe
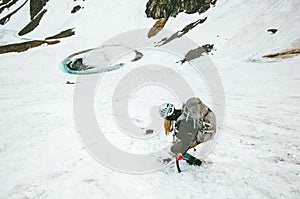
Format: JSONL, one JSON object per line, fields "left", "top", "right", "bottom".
{"left": 176, "top": 153, "right": 183, "bottom": 173}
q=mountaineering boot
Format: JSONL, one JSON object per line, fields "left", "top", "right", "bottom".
{"left": 183, "top": 153, "right": 202, "bottom": 166}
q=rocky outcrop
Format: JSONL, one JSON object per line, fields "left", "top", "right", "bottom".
{"left": 263, "top": 48, "right": 300, "bottom": 58}
{"left": 0, "top": 40, "right": 59, "bottom": 54}
{"left": 16, "top": 0, "right": 49, "bottom": 36}
{"left": 1, "top": 0, "right": 11, "bottom": 4}
{"left": 145, "top": 0, "right": 216, "bottom": 19}
{"left": 146, "top": 0, "right": 215, "bottom": 38}
{"left": 18, "top": 9, "right": 47, "bottom": 36}
{"left": 0, "top": 0, "right": 28, "bottom": 25}
{"left": 267, "top": 28, "right": 278, "bottom": 34}
{"left": 71, "top": 5, "right": 82, "bottom": 14}
{"left": 148, "top": 18, "right": 168, "bottom": 38}
{"left": 0, "top": 0, "right": 19, "bottom": 14}
{"left": 30, "top": 0, "right": 48, "bottom": 19}
{"left": 155, "top": 17, "right": 207, "bottom": 45}
{"left": 45, "top": 29, "right": 75, "bottom": 40}
{"left": 179, "top": 44, "right": 214, "bottom": 64}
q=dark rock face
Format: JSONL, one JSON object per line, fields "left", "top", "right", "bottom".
{"left": 145, "top": 0, "right": 215, "bottom": 19}
{"left": 30, "top": 0, "right": 48, "bottom": 19}
{"left": 66, "top": 58, "right": 94, "bottom": 71}
{"left": 71, "top": 5, "right": 82, "bottom": 14}
{"left": 0, "top": 40, "right": 59, "bottom": 54}
{"left": 18, "top": 9, "right": 47, "bottom": 36}
{"left": 0, "top": 0, "right": 19, "bottom": 14}
{"left": 267, "top": 28, "right": 278, "bottom": 34}
{"left": 148, "top": 18, "right": 168, "bottom": 38}
{"left": 45, "top": 29, "right": 75, "bottom": 40}
{"left": 263, "top": 48, "right": 300, "bottom": 59}
{"left": 179, "top": 44, "right": 214, "bottom": 64}
{"left": 156, "top": 17, "right": 207, "bottom": 46}
{"left": 1, "top": 0, "right": 11, "bottom": 4}
{"left": 0, "top": 0, "right": 28, "bottom": 25}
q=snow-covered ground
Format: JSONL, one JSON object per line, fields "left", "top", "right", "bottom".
{"left": 1, "top": 0, "right": 300, "bottom": 198}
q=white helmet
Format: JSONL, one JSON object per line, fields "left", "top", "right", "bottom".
{"left": 159, "top": 103, "right": 175, "bottom": 118}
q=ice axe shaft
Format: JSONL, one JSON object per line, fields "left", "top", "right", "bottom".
{"left": 176, "top": 153, "right": 183, "bottom": 173}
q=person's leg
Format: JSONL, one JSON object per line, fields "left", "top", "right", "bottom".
{"left": 171, "top": 141, "right": 202, "bottom": 166}
{"left": 170, "top": 141, "right": 184, "bottom": 155}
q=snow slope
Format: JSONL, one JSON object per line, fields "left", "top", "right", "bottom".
{"left": 0, "top": 0, "right": 300, "bottom": 198}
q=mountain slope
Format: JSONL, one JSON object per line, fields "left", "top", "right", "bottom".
{"left": 0, "top": 0, "right": 299, "bottom": 198}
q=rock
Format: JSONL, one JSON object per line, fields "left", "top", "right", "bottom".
{"left": 131, "top": 50, "right": 144, "bottom": 62}
{"left": 71, "top": 5, "right": 82, "bottom": 14}
{"left": 145, "top": 0, "right": 214, "bottom": 19}
{"left": 155, "top": 17, "right": 207, "bottom": 46}
{"left": 148, "top": 18, "right": 168, "bottom": 38}
{"left": 0, "top": 40, "right": 59, "bottom": 54}
{"left": 267, "top": 28, "right": 278, "bottom": 34}
{"left": 263, "top": 48, "right": 300, "bottom": 59}
{"left": 179, "top": 44, "right": 214, "bottom": 64}
{"left": 146, "top": 129, "right": 154, "bottom": 134}
{"left": 30, "top": 0, "right": 48, "bottom": 20}
{"left": 45, "top": 29, "right": 75, "bottom": 40}
{"left": 18, "top": 9, "right": 47, "bottom": 36}
{"left": 66, "top": 81, "right": 75, "bottom": 84}
{"left": 0, "top": 0, "right": 28, "bottom": 25}
{"left": 0, "top": 0, "right": 19, "bottom": 15}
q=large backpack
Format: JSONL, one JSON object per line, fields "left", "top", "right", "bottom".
{"left": 175, "top": 97, "right": 209, "bottom": 143}
{"left": 179, "top": 97, "right": 208, "bottom": 123}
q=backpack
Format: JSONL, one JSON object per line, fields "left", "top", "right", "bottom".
{"left": 178, "top": 97, "right": 208, "bottom": 124}
{"left": 175, "top": 97, "right": 210, "bottom": 143}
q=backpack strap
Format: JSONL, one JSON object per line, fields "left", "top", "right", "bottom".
{"left": 203, "top": 108, "right": 211, "bottom": 118}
